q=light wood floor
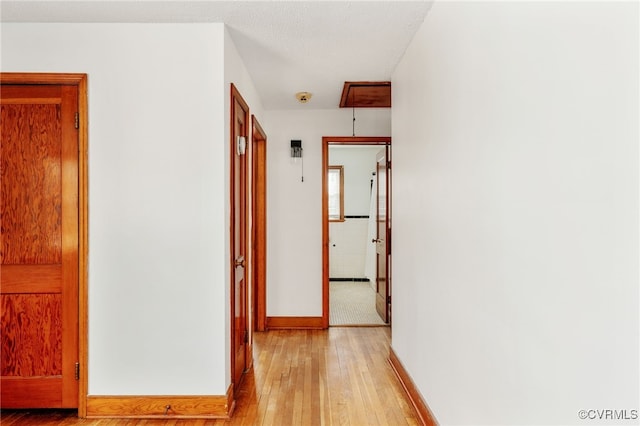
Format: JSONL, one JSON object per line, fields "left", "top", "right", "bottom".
{"left": 1, "top": 328, "right": 420, "bottom": 425}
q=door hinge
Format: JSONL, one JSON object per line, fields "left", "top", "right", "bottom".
{"left": 75, "top": 362, "right": 80, "bottom": 380}
{"left": 387, "top": 295, "right": 391, "bottom": 304}
{"left": 243, "top": 330, "right": 249, "bottom": 344}
{"left": 387, "top": 160, "right": 391, "bottom": 170}
{"left": 74, "top": 112, "right": 79, "bottom": 129}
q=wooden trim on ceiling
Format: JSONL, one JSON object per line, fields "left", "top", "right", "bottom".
{"left": 339, "top": 81, "right": 391, "bottom": 108}
{"left": 388, "top": 348, "right": 439, "bottom": 426}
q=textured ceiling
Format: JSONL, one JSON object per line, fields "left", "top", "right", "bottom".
{"left": 0, "top": 1, "right": 433, "bottom": 110}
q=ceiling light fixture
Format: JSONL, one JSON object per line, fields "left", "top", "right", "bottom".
{"left": 295, "top": 92, "right": 312, "bottom": 104}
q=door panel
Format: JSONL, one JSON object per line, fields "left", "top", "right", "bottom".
{"left": 230, "top": 85, "right": 249, "bottom": 390}
{"left": 375, "top": 148, "right": 389, "bottom": 323}
{"left": 1, "top": 84, "right": 79, "bottom": 408}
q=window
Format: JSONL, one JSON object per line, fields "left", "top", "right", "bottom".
{"left": 328, "top": 165, "right": 344, "bottom": 221}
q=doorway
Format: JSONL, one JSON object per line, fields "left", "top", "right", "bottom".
{"left": 322, "top": 137, "right": 391, "bottom": 328}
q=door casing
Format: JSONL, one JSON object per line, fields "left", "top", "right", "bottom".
{"left": 375, "top": 147, "right": 391, "bottom": 323}
{"left": 321, "top": 136, "right": 391, "bottom": 328}
{"left": 230, "top": 83, "right": 250, "bottom": 391}
{"left": 251, "top": 115, "right": 267, "bottom": 332}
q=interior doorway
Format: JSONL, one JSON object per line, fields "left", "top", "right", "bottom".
{"left": 322, "top": 137, "right": 391, "bottom": 328}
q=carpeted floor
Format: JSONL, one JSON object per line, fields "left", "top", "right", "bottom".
{"left": 329, "top": 281, "right": 387, "bottom": 326}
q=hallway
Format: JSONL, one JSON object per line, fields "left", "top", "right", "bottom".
{"left": 1, "top": 328, "right": 419, "bottom": 425}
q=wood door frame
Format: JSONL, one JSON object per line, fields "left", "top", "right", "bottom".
{"left": 251, "top": 115, "right": 267, "bottom": 332}
{"left": 230, "top": 83, "right": 250, "bottom": 391}
{"left": 321, "top": 136, "right": 391, "bottom": 328}
{"left": 0, "top": 72, "right": 89, "bottom": 416}
{"left": 375, "top": 147, "right": 391, "bottom": 323}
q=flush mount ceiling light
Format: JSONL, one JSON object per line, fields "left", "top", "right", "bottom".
{"left": 295, "top": 92, "right": 312, "bottom": 104}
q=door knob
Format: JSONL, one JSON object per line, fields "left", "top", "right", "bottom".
{"left": 372, "top": 238, "right": 382, "bottom": 243}
{"left": 234, "top": 256, "right": 245, "bottom": 267}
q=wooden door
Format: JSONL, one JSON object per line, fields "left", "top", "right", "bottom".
{"left": 230, "top": 84, "right": 249, "bottom": 390}
{"left": 375, "top": 148, "right": 390, "bottom": 323}
{"left": 1, "top": 83, "right": 79, "bottom": 408}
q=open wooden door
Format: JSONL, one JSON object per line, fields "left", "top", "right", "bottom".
{"left": 1, "top": 82, "right": 80, "bottom": 408}
{"left": 230, "top": 84, "right": 250, "bottom": 391}
{"left": 375, "top": 147, "right": 390, "bottom": 323}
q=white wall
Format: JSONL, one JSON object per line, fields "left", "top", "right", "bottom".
{"left": 2, "top": 23, "right": 230, "bottom": 395}
{"left": 391, "top": 2, "right": 638, "bottom": 425}
{"left": 329, "top": 147, "right": 380, "bottom": 215}
{"left": 329, "top": 219, "right": 368, "bottom": 278}
{"left": 263, "top": 109, "right": 390, "bottom": 316}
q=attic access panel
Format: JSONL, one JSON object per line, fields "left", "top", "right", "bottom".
{"left": 339, "top": 81, "right": 391, "bottom": 108}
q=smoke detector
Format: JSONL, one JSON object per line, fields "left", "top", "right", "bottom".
{"left": 295, "top": 92, "right": 312, "bottom": 104}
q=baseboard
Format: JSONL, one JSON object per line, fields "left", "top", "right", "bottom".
{"left": 388, "top": 348, "right": 438, "bottom": 426}
{"left": 266, "top": 316, "right": 324, "bottom": 329}
{"left": 85, "top": 385, "right": 233, "bottom": 419}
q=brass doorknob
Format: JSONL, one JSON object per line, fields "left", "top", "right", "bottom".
{"left": 234, "top": 257, "right": 245, "bottom": 267}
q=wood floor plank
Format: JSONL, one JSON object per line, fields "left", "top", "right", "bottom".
{"left": 1, "top": 327, "right": 420, "bottom": 425}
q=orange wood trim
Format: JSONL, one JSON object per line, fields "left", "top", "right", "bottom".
{"left": 251, "top": 114, "right": 267, "bottom": 143}
{"left": 0, "top": 97, "right": 62, "bottom": 104}
{"left": 0, "top": 265, "right": 62, "bottom": 293}
{"left": 321, "top": 137, "right": 391, "bottom": 329}
{"left": 0, "top": 73, "right": 87, "bottom": 85}
{"left": 339, "top": 81, "right": 391, "bottom": 108}
{"left": 77, "top": 73, "right": 89, "bottom": 418}
{"left": 61, "top": 83, "right": 80, "bottom": 408}
{"left": 266, "top": 316, "right": 324, "bottom": 330}
{"left": 322, "top": 140, "right": 329, "bottom": 328}
{"left": 388, "top": 348, "right": 439, "bottom": 426}
{"left": 1, "top": 377, "right": 63, "bottom": 408}
{"left": 1, "top": 72, "right": 89, "bottom": 416}
{"left": 226, "top": 383, "right": 236, "bottom": 417}
{"left": 328, "top": 165, "right": 344, "bottom": 221}
{"left": 251, "top": 114, "right": 267, "bottom": 333}
{"left": 86, "top": 389, "right": 233, "bottom": 419}
{"left": 323, "top": 137, "right": 391, "bottom": 145}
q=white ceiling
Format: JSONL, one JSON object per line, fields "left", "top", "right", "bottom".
{"left": 0, "top": 1, "right": 433, "bottom": 110}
